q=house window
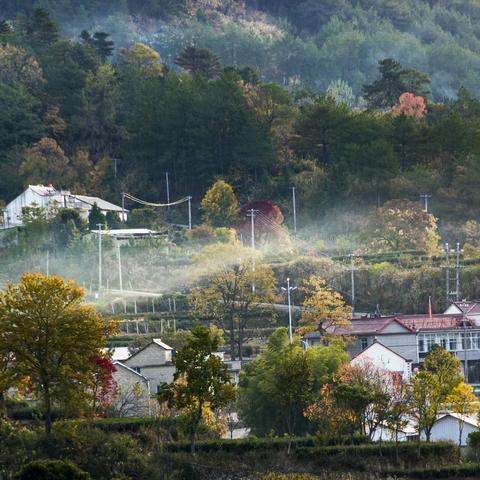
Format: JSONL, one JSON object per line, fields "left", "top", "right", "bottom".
{"left": 360, "top": 337, "right": 368, "bottom": 350}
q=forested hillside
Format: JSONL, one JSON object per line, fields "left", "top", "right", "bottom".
{"left": 2, "top": 1, "right": 480, "bottom": 240}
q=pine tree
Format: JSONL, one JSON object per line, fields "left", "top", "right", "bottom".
{"left": 175, "top": 46, "right": 221, "bottom": 79}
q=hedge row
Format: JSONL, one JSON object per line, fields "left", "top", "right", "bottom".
{"left": 166, "top": 436, "right": 317, "bottom": 453}
{"left": 384, "top": 463, "right": 480, "bottom": 478}
{"left": 72, "top": 417, "right": 178, "bottom": 433}
{"left": 296, "top": 442, "right": 458, "bottom": 461}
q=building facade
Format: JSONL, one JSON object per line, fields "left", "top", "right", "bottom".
{"left": 3, "top": 184, "right": 126, "bottom": 228}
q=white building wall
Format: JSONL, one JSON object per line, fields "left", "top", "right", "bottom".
{"left": 5, "top": 189, "right": 49, "bottom": 227}
{"left": 124, "top": 344, "right": 172, "bottom": 368}
{"left": 113, "top": 364, "right": 150, "bottom": 417}
{"left": 351, "top": 342, "right": 412, "bottom": 380}
{"left": 421, "top": 416, "right": 479, "bottom": 446}
{"left": 138, "top": 365, "right": 176, "bottom": 393}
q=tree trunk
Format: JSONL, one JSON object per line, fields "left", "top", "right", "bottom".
{"left": 0, "top": 390, "right": 5, "bottom": 418}
{"left": 459, "top": 421, "right": 463, "bottom": 447}
{"left": 229, "top": 313, "right": 235, "bottom": 361}
{"left": 44, "top": 383, "right": 52, "bottom": 435}
{"left": 190, "top": 402, "right": 203, "bottom": 456}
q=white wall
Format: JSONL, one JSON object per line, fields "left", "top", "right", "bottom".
{"left": 138, "top": 365, "right": 176, "bottom": 393}
{"left": 113, "top": 365, "right": 150, "bottom": 417}
{"left": 421, "top": 415, "right": 479, "bottom": 446}
{"left": 124, "top": 343, "right": 172, "bottom": 368}
{"left": 351, "top": 342, "right": 411, "bottom": 380}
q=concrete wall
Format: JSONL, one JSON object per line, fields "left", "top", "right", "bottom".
{"left": 139, "top": 365, "right": 176, "bottom": 393}
{"left": 113, "top": 365, "right": 150, "bottom": 417}
{"left": 124, "top": 343, "right": 172, "bottom": 368}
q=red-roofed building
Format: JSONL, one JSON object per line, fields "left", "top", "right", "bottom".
{"left": 305, "top": 308, "right": 480, "bottom": 385}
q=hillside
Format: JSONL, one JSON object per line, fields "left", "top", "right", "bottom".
{"left": 3, "top": 0, "right": 480, "bottom": 99}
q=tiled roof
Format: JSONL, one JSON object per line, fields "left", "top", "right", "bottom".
{"left": 397, "top": 314, "right": 468, "bottom": 331}
{"left": 333, "top": 316, "right": 413, "bottom": 335}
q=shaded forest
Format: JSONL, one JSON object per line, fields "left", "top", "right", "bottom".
{"left": 2, "top": 2, "right": 480, "bottom": 236}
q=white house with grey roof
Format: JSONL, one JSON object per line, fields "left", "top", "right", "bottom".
{"left": 123, "top": 339, "right": 176, "bottom": 394}
{"left": 3, "top": 184, "right": 126, "bottom": 228}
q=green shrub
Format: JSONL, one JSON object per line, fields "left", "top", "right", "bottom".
{"left": 166, "top": 436, "right": 317, "bottom": 453}
{"left": 384, "top": 463, "right": 480, "bottom": 478}
{"left": 15, "top": 460, "right": 90, "bottom": 480}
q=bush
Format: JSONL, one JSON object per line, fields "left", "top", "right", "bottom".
{"left": 295, "top": 442, "right": 458, "bottom": 465}
{"left": 166, "top": 436, "right": 317, "bottom": 453}
{"left": 15, "top": 460, "right": 91, "bottom": 480}
{"left": 384, "top": 463, "right": 480, "bottom": 478}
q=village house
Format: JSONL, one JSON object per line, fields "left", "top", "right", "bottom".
{"left": 3, "top": 184, "right": 126, "bottom": 228}
{"left": 112, "top": 361, "right": 151, "bottom": 417}
{"left": 350, "top": 340, "right": 412, "bottom": 381}
{"left": 306, "top": 304, "right": 480, "bottom": 387}
{"left": 123, "top": 339, "right": 176, "bottom": 394}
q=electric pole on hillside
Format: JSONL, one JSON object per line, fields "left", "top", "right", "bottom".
{"left": 97, "top": 224, "right": 103, "bottom": 293}
{"left": 292, "top": 186, "right": 297, "bottom": 236}
{"left": 165, "top": 172, "right": 170, "bottom": 211}
{"left": 246, "top": 208, "right": 258, "bottom": 293}
{"left": 420, "top": 194, "right": 432, "bottom": 213}
{"left": 121, "top": 192, "right": 126, "bottom": 222}
{"left": 349, "top": 253, "right": 356, "bottom": 315}
{"left": 246, "top": 209, "right": 258, "bottom": 250}
{"left": 281, "top": 278, "right": 298, "bottom": 343}
{"left": 444, "top": 242, "right": 463, "bottom": 308}
{"left": 117, "top": 242, "right": 123, "bottom": 292}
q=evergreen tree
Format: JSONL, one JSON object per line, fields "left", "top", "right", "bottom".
{"left": 175, "top": 46, "right": 221, "bottom": 79}
{"left": 88, "top": 203, "right": 106, "bottom": 229}
{"left": 363, "top": 59, "right": 430, "bottom": 109}
{"left": 27, "top": 8, "right": 59, "bottom": 47}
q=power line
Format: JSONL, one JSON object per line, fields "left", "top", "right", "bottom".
{"left": 122, "top": 192, "right": 190, "bottom": 208}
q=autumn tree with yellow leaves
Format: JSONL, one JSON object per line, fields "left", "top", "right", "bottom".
{"left": 0, "top": 273, "right": 117, "bottom": 433}
{"left": 447, "top": 382, "right": 480, "bottom": 446}
{"left": 299, "top": 276, "right": 352, "bottom": 341}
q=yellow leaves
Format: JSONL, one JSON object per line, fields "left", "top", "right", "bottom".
{"left": 447, "top": 382, "right": 480, "bottom": 418}
{"left": 0, "top": 273, "right": 117, "bottom": 413}
{"left": 200, "top": 179, "right": 239, "bottom": 228}
{"left": 299, "top": 276, "right": 352, "bottom": 337}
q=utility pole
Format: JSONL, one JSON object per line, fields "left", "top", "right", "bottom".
{"left": 165, "top": 172, "right": 170, "bottom": 210}
{"left": 292, "top": 186, "right": 297, "bottom": 236}
{"left": 350, "top": 254, "right": 355, "bottom": 315}
{"left": 282, "top": 278, "right": 298, "bottom": 343}
{"left": 455, "top": 242, "right": 463, "bottom": 301}
{"left": 121, "top": 192, "right": 125, "bottom": 222}
{"left": 187, "top": 196, "right": 192, "bottom": 230}
{"left": 246, "top": 209, "right": 257, "bottom": 250}
{"left": 97, "top": 224, "right": 103, "bottom": 292}
{"left": 246, "top": 209, "right": 258, "bottom": 293}
{"left": 46, "top": 250, "right": 50, "bottom": 276}
{"left": 117, "top": 242, "right": 123, "bottom": 291}
{"left": 463, "top": 318, "right": 469, "bottom": 383}
{"left": 420, "top": 194, "right": 432, "bottom": 213}
{"left": 445, "top": 242, "right": 450, "bottom": 310}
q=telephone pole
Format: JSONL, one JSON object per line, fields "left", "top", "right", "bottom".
{"left": 246, "top": 209, "right": 258, "bottom": 292}
{"left": 281, "top": 278, "right": 298, "bottom": 343}
{"left": 187, "top": 196, "right": 192, "bottom": 230}
{"left": 117, "top": 242, "right": 123, "bottom": 291}
{"left": 121, "top": 192, "right": 125, "bottom": 222}
{"left": 292, "top": 186, "right": 297, "bottom": 235}
{"left": 165, "top": 172, "right": 170, "bottom": 210}
{"left": 97, "top": 224, "right": 103, "bottom": 292}
{"left": 349, "top": 253, "right": 356, "bottom": 315}
{"left": 420, "top": 194, "right": 432, "bottom": 213}
{"left": 445, "top": 242, "right": 450, "bottom": 310}
{"left": 455, "top": 242, "right": 463, "bottom": 301}
{"left": 246, "top": 209, "right": 258, "bottom": 250}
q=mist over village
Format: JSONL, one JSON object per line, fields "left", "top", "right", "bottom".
{"left": 4, "top": 1, "right": 480, "bottom": 479}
